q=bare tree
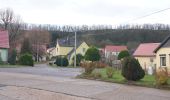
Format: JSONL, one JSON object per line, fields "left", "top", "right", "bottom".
{"left": 0, "top": 8, "right": 14, "bottom": 30}
{"left": 0, "top": 8, "right": 23, "bottom": 45}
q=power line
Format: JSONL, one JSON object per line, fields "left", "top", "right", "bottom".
{"left": 123, "top": 7, "right": 170, "bottom": 24}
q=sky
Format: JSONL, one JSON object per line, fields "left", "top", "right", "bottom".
{"left": 0, "top": 0, "right": 170, "bottom": 25}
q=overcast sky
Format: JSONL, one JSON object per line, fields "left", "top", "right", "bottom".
{"left": 0, "top": 0, "right": 170, "bottom": 25}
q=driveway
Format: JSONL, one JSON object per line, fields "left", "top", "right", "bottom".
{"left": 0, "top": 64, "right": 83, "bottom": 78}
{"left": 0, "top": 64, "right": 170, "bottom": 100}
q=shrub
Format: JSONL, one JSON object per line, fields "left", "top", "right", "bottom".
{"left": 18, "top": 53, "right": 34, "bottom": 66}
{"left": 8, "top": 49, "right": 17, "bottom": 65}
{"left": 155, "top": 67, "right": 168, "bottom": 86}
{"left": 106, "top": 67, "right": 114, "bottom": 78}
{"left": 118, "top": 50, "right": 130, "bottom": 60}
{"left": 0, "top": 56, "right": 4, "bottom": 65}
{"left": 81, "top": 62, "right": 95, "bottom": 74}
{"left": 121, "top": 57, "right": 145, "bottom": 81}
{"left": 72, "top": 54, "right": 84, "bottom": 66}
{"left": 93, "top": 61, "right": 107, "bottom": 68}
{"left": 55, "top": 56, "right": 69, "bottom": 67}
{"left": 85, "top": 47, "right": 101, "bottom": 62}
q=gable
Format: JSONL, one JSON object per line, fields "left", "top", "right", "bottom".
{"left": 162, "top": 39, "right": 170, "bottom": 48}
{"left": 154, "top": 35, "right": 170, "bottom": 53}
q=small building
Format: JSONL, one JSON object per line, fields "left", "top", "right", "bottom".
{"left": 104, "top": 45, "right": 127, "bottom": 59}
{"left": 133, "top": 43, "right": 160, "bottom": 70}
{"left": 47, "top": 40, "right": 89, "bottom": 65}
{"left": 154, "top": 36, "right": 170, "bottom": 74}
{"left": 0, "top": 30, "right": 9, "bottom": 62}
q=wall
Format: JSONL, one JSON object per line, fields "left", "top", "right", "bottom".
{"left": 0, "top": 48, "right": 8, "bottom": 62}
{"left": 156, "top": 47, "right": 170, "bottom": 73}
{"left": 69, "top": 42, "right": 89, "bottom": 65}
{"left": 135, "top": 56, "right": 156, "bottom": 70}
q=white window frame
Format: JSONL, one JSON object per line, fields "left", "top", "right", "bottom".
{"left": 160, "top": 55, "right": 166, "bottom": 67}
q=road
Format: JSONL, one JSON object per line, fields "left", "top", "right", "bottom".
{"left": 0, "top": 64, "right": 170, "bottom": 100}
{"left": 0, "top": 64, "right": 83, "bottom": 78}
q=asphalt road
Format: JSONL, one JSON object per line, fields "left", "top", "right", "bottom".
{"left": 0, "top": 64, "right": 83, "bottom": 78}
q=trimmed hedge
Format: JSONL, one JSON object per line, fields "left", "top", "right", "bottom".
{"left": 18, "top": 53, "right": 34, "bottom": 66}
{"left": 55, "top": 56, "right": 69, "bottom": 67}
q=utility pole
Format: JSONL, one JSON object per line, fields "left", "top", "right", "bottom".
{"left": 36, "top": 43, "right": 39, "bottom": 62}
{"left": 74, "top": 31, "right": 77, "bottom": 67}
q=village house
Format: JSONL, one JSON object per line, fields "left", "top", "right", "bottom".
{"left": 47, "top": 39, "right": 89, "bottom": 65}
{"left": 133, "top": 43, "right": 160, "bottom": 71}
{"left": 154, "top": 36, "right": 170, "bottom": 75}
{"left": 0, "top": 30, "right": 9, "bottom": 62}
{"left": 104, "top": 45, "right": 127, "bottom": 59}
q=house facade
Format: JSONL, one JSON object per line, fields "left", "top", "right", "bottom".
{"left": 133, "top": 43, "right": 160, "bottom": 70}
{"left": 47, "top": 40, "right": 89, "bottom": 65}
{"left": 104, "top": 45, "right": 127, "bottom": 59}
{"left": 154, "top": 36, "right": 170, "bottom": 74}
{"left": 0, "top": 30, "right": 9, "bottom": 62}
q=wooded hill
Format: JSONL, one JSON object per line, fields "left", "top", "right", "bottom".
{"left": 51, "top": 29, "right": 170, "bottom": 51}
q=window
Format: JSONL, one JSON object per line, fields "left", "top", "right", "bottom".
{"left": 160, "top": 55, "right": 166, "bottom": 66}
{"left": 82, "top": 48, "right": 86, "bottom": 52}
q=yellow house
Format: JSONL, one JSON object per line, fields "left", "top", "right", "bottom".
{"left": 154, "top": 36, "right": 170, "bottom": 75}
{"left": 47, "top": 40, "right": 89, "bottom": 65}
{"left": 133, "top": 43, "right": 160, "bottom": 71}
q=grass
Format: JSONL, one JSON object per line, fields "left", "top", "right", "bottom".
{"left": 79, "top": 68, "right": 170, "bottom": 89}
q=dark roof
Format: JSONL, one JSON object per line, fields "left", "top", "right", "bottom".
{"left": 154, "top": 35, "right": 170, "bottom": 53}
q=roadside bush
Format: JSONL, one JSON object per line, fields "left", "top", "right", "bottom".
{"left": 121, "top": 57, "right": 145, "bottom": 81}
{"left": 55, "top": 56, "right": 69, "bottom": 67}
{"left": 93, "top": 61, "right": 107, "bottom": 68}
{"left": 18, "top": 53, "right": 34, "bottom": 66}
{"left": 81, "top": 62, "right": 95, "bottom": 74}
{"left": 0, "top": 56, "right": 4, "bottom": 65}
{"left": 85, "top": 46, "right": 101, "bottom": 62}
{"left": 118, "top": 50, "right": 130, "bottom": 60}
{"left": 8, "top": 49, "right": 17, "bottom": 65}
{"left": 72, "top": 54, "right": 84, "bottom": 66}
{"left": 155, "top": 67, "right": 168, "bottom": 86}
{"left": 106, "top": 67, "right": 114, "bottom": 78}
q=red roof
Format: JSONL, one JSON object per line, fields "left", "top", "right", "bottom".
{"left": 0, "top": 30, "right": 9, "bottom": 48}
{"left": 133, "top": 43, "right": 160, "bottom": 57}
{"left": 105, "top": 45, "right": 127, "bottom": 52}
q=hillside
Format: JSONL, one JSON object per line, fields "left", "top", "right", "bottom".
{"left": 50, "top": 29, "right": 170, "bottom": 51}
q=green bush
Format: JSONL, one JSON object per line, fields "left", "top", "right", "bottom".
{"left": 72, "top": 54, "right": 84, "bottom": 66}
{"left": 85, "top": 47, "right": 101, "bottom": 62}
{"left": 156, "top": 67, "right": 168, "bottom": 86}
{"left": 18, "top": 53, "right": 34, "bottom": 66}
{"left": 118, "top": 50, "right": 130, "bottom": 60}
{"left": 0, "top": 56, "right": 4, "bottom": 65}
{"left": 106, "top": 67, "right": 114, "bottom": 78}
{"left": 121, "top": 57, "right": 145, "bottom": 81}
{"left": 55, "top": 56, "right": 69, "bottom": 67}
{"left": 8, "top": 49, "right": 17, "bottom": 65}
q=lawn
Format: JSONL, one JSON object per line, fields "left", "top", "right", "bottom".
{"left": 92, "top": 68, "right": 170, "bottom": 88}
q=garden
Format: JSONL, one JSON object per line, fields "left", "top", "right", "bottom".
{"left": 77, "top": 48, "right": 170, "bottom": 89}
